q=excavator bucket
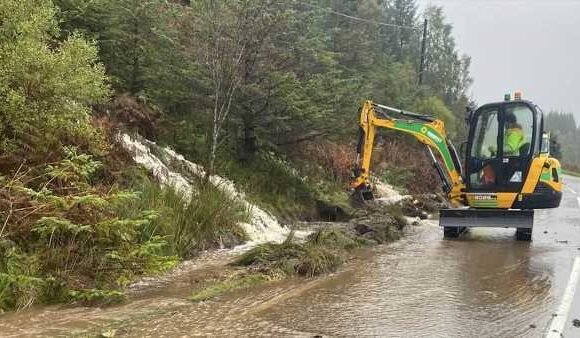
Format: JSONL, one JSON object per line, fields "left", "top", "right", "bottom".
{"left": 359, "top": 187, "right": 375, "bottom": 201}
{"left": 440, "top": 208, "right": 534, "bottom": 231}
{"left": 350, "top": 185, "right": 375, "bottom": 206}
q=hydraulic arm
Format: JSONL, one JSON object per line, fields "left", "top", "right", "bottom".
{"left": 351, "top": 100, "right": 465, "bottom": 206}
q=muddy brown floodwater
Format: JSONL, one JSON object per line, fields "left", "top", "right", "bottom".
{"left": 1, "top": 176, "right": 580, "bottom": 337}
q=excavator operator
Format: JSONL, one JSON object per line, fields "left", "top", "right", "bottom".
{"left": 504, "top": 111, "right": 525, "bottom": 156}
{"left": 481, "top": 110, "right": 527, "bottom": 186}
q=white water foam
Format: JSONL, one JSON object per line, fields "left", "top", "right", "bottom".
{"left": 119, "top": 133, "right": 298, "bottom": 245}
{"left": 373, "top": 179, "right": 410, "bottom": 205}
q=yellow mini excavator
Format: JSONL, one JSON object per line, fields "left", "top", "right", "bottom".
{"left": 351, "top": 93, "right": 563, "bottom": 241}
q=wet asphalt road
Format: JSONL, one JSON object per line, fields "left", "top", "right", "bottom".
{"left": 249, "top": 175, "right": 580, "bottom": 337}
{"left": 200, "top": 175, "right": 578, "bottom": 338}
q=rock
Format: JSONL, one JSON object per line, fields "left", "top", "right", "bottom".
{"left": 573, "top": 319, "right": 580, "bottom": 328}
{"left": 529, "top": 324, "right": 536, "bottom": 329}
{"left": 354, "top": 223, "right": 373, "bottom": 235}
{"left": 544, "top": 230, "right": 548, "bottom": 234}
{"left": 400, "top": 202, "right": 422, "bottom": 218}
{"left": 316, "top": 200, "right": 349, "bottom": 222}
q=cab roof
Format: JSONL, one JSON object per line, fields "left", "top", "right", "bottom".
{"left": 476, "top": 99, "right": 538, "bottom": 111}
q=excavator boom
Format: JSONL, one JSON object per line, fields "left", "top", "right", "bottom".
{"left": 351, "top": 100, "right": 464, "bottom": 206}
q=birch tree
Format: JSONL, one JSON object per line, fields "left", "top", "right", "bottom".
{"left": 192, "top": 0, "right": 261, "bottom": 176}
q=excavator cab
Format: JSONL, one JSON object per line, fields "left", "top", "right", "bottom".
{"left": 466, "top": 100, "right": 537, "bottom": 193}
{"left": 462, "top": 96, "right": 562, "bottom": 211}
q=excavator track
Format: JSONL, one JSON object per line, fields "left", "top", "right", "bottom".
{"left": 440, "top": 208, "right": 534, "bottom": 240}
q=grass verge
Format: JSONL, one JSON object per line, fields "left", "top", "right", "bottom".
{"left": 0, "top": 145, "right": 250, "bottom": 311}
{"left": 190, "top": 273, "right": 268, "bottom": 302}
{"left": 122, "top": 179, "right": 250, "bottom": 258}
{"left": 190, "top": 213, "right": 403, "bottom": 303}
{"left": 563, "top": 169, "right": 580, "bottom": 178}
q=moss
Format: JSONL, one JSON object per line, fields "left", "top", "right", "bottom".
{"left": 190, "top": 274, "right": 268, "bottom": 302}
{"left": 67, "top": 289, "right": 127, "bottom": 306}
{"left": 234, "top": 227, "right": 371, "bottom": 278}
{"left": 384, "top": 204, "right": 408, "bottom": 228}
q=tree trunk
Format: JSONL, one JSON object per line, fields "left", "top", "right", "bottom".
{"left": 207, "top": 122, "right": 219, "bottom": 178}
{"left": 241, "top": 114, "right": 257, "bottom": 161}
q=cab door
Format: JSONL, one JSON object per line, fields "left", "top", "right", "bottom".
{"left": 466, "top": 104, "right": 501, "bottom": 192}
{"left": 498, "top": 102, "right": 536, "bottom": 192}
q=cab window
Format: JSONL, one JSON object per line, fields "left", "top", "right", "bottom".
{"left": 503, "top": 104, "right": 533, "bottom": 157}
{"left": 471, "top": 107, "right": 499, "bottom": 159}
{"left": 469, "top": 107, "right": 499, "bottom": 188}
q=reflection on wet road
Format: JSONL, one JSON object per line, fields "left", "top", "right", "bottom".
{"left": 0, "top": 177, "right": 579, "bottom": 337}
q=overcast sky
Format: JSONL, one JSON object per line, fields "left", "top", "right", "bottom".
{"left": 417, "top": 0, "right": 580, "bottom": 121}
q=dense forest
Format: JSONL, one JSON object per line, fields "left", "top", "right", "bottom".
{"left": 546, "top": 111, "right": 580, "bottom": 170}
{"left": 0, "top": 0, "right": 471, "bottom": 310}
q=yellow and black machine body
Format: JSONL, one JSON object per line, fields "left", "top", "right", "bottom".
{"left": 351, "top": 95, "right": 563, "bottom": 241}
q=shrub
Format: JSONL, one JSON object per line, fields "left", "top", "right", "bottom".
{"left": 375, "top": 137, "right": 442, "bottom": 194}
{"left": 0, "top": 148, "right": 177, "bottom": 311}
{"left": 302, "top": 142, "right": 355, "bottom": 183}
{"left": 223, "top": 151, "right": 317, "bottom": 220}
{"left": 0, "top": 0, "right": 109, "bottom": 156}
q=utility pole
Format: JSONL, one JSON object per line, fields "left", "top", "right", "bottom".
{"left": 418, "top": 18, "right": 428, "bottom": 86}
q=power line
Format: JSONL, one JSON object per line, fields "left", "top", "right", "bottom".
{"left": 297, "top": 2, "right": 422, "bottom": 31}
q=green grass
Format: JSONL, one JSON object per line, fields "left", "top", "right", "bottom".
{"left": 190, "top": 274, "right": 267, "bottom": 302}
{"left": 122, "top": 179, "right": 250, "bottom": 258}
{"left": 563, "top": 169, "right": 580, "bottom": 178}
{"left": 67, "top": 289, "right": 126, "bottom": 306}
{"left": 220, "top": 152, "right": 354, "bottom": 222}
{"left": 234, "top": 228, "right": 366, "bottom": 278}
{"left": 222, "top": 155, "right": 318, "bottom": 220}
{"left": 189, "top": 229, "right": 365, "bottom": 303}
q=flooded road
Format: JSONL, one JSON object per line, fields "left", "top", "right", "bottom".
{"left": 246, "top": 176, "right": 580, "bottom": 337}
{"left": 1, "top": 176, "right": 579, "bottom": 337}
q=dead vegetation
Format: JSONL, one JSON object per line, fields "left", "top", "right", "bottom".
{"left": 374, "top": 136, "right": 442, "bottom": 194}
